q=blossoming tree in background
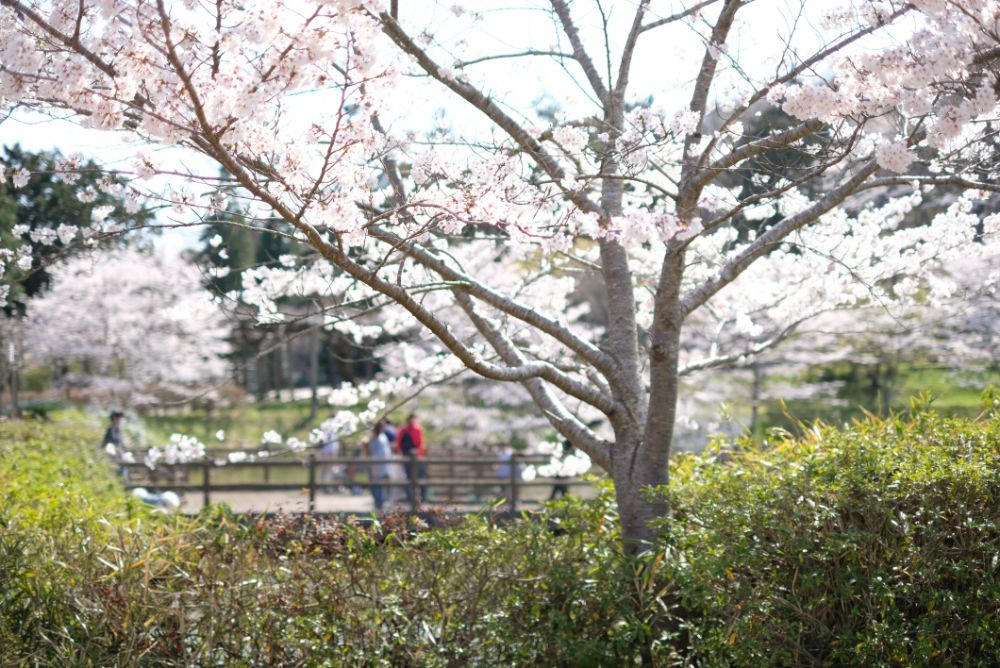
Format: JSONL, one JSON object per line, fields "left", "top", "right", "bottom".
{"left": 2, "top": 0, "right": 1000, "bottom": 544}
{"left": 25, "top": 248, "right": 229, "bottom": 401}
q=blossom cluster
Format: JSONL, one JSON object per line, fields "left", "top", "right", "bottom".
{"left": 25, "top": 249, "right": 230, "bottom": 386}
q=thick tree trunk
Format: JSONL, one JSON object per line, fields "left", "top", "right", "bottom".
{"left": 596, "top": 91, "right": 675, "bottom": 551}
{"left": 609, "top": 249, "right": 686, "bottom": 551}
{"left": 614, "top": 438, "right": 672, "bottom": 551}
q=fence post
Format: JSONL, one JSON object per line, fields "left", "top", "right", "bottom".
{"left": 263, "top": 442, "right": 270, "bottom": 483}
{"left": 308, "top": 454, "right": 316, "bottom": 513}
{"left": 202, "top": 461, "right": 211, "bottom": 509}
{"left": 448, "top": 449, "right": 455, "bottom": 502}
{"left": 408, "top": 454, "right": 419, "bottom": 513}
{"left": 509, "top": 453, "right": 520, "bottom": 513}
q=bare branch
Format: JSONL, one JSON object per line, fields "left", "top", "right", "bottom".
{"left": 681, "top": 160, "right": 881, "bottom": 316}
{"left": 613, "top": 0, "right": 650, "bottom": 100}
{"left": 456, "top": 50, "right": 574, "bottom": 68}
{"left": 678, "top": 0, "right": 742, "bottom": 196}
{"left": 640, "top": 0, "right": 720, "bottom": 32}
{"left": 679, "top": 317, "right": 807, "bottom": 376}
{"left": 378, "top": 11, "right": 602, "bottom": 218}
{"left": 549, "top": 0, "right": 610, "bottom": 104}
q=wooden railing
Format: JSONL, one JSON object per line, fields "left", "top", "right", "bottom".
{"left": 120, "top": 453, "right": 596, "bottom": 513}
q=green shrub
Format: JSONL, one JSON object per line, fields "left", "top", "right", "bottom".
{"left": 655, "top": 392, "right": 1000, "bottom": 666}
{"left": 5, "top": 393, "right": 1000, "bottom": 666}
{"left": 1, "top": 419, "right": 648, "bottom": 666}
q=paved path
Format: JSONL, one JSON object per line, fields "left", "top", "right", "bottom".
{"left": 180, "top": 490, "right": 372, "bottom": 514}
{"left": 178, "top": 490, "right": 520, "bottom": 514}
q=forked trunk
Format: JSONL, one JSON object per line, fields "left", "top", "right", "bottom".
{"left": 610, "top": 249, "right": 686, "bottom": 552}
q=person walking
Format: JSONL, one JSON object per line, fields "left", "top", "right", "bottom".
{"left": 397, "top": 412, "right": 428, "bottom": 503}
{"left": 103, "top": 410, "right": 129, "bottom": 483}
{"left": 367, "top": 423, "right": 393, "bottom": 511}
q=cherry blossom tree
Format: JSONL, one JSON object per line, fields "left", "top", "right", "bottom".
{"left": 930, "top": 255, "right": 1000, "bottom": 377}
{"left": 25, "top": 248, "right": 229, "bottom": 398}
{"left": 2, "top": 0, "right": 1000, "bottom": 545}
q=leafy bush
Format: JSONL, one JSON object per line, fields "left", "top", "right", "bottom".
{"left": 5, "top": 393, "right": 1000, "bottom": 666}
{"left": 1, "top": 419, "right": 647, "bottom": 666}
{"left": 658, "top": 392, "right": 1000, "bottom": 666}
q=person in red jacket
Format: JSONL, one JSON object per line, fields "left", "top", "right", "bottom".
{"left": 397, "top": 412, "right": 427, "bottom": 502}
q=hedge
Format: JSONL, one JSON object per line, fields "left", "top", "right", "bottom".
{"left": 2, "top": 391, "right": 1000, "bottom": 666}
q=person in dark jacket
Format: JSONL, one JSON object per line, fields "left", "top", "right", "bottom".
{"left": 103, "top": 410, "right": 128, "bottom": 483}
{"left": 379, "top": 417, "right": 397, "bottom": 446}
{"left": 104, "top": 410, "right": 125, "bottom": 448}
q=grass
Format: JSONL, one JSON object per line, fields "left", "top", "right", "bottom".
{"left": 136, "top": 385, "right": 551, "bottom": 456}
{"left": 139, "top": 399, "right": 322, "bottom": 449}
{"left": 755, "top": 362, "right": 994, "bottom": 436}
{"left": 894, "top": 365, "right": 986, "bottom": 411}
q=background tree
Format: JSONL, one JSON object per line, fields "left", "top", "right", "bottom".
{"left": 0, "top": 144, "right": 149, "bottom": 312}
{"left": 0, "top": 144, "right": 149, "bottom": 413}
{"left": 24, "top": 248, "right": 230, "bottom": 404}
{"left": 196, "top": 202, "right": 384, "bottom": 407}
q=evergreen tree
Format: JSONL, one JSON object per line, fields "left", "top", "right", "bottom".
{"left": 0, "top": 144, "right": 151, "bottom": 314}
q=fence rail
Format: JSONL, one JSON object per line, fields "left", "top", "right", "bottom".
{"left": 120, "top": 453, "right": 595, "bottom": 513}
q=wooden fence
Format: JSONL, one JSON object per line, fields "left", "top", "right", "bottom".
{"left": 121, "top": 453, "right": 595, "bottom": 513}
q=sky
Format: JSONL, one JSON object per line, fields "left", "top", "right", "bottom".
{"left": 0, "top": 111, "right": 217, "bottom": 254}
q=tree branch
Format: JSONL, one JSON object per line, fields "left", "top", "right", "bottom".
{"left": 454, "top": 290, "right": 613, "bottom": 468}
{"left": 613, "top": 0, "right": 650, "bottom": 99}
{"left": 549, "top": 0, "right": 610, "bottom": 104}
{"left": 378, "top": 11, "right": 602, "bottom": 218}
{"left": 0, "top": 0, "right": 116, "bottom": 77}
{"left": 456, "top": 50, "right": 574, "bottom": 68}
{"left": 680, "top": 159, "right": 880, "bottom": 315}
{"left": 678, "top": 0, "right": 742, "bottom": 198}
{"left": 145, "top": 0, "right": 613, "bottom": 408}
{"left": 365, "top": 225, "right": 620, "bottom": 384}
{"left": 693, "top": 119, "right": 824, "bottom": 191}
{"left": 679, "top": 317, "right": 807, "bottom": 376}
{"left": 861, "top": 175, "right": 1000, "bottom": 193}
{"left": 710, "top": 4, "right": 913, "bottom": 144}
{"left": 640, "top": 0, "right": 720, "bottom": 32}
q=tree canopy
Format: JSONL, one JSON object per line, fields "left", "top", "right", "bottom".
{"left": 1, "top": 0, "right": 999, "bottom": 544}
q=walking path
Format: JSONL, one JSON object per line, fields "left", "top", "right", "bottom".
{"left": 177, "top": 489, "right": 538, "bottom": 514}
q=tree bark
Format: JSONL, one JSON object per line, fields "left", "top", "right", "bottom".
{"left": 613, "top": 432, "right": 672, "bottom": 551}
